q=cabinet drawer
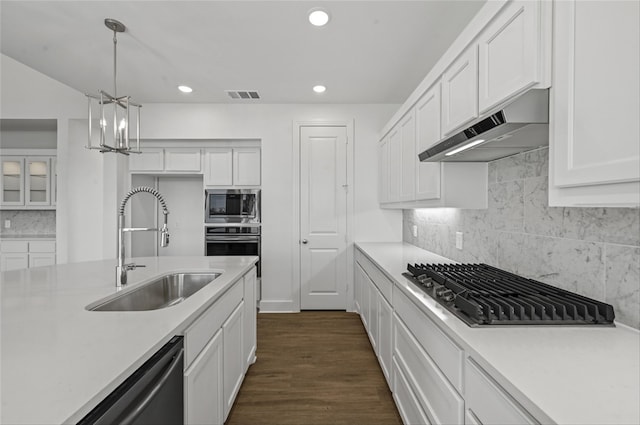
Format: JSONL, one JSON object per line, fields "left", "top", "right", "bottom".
{"left": 392, "top": 357, "right": 432, "bottom": 425}
{"left": 394, "top": 286, "right": 463, "bottom": 391}
{"left": 466, "top": 357, "right": 537, "bottom": 425}
{"left": 184, "top": 281, "right": 243, "bottom": 367}
{"left": 355, "top": 249, "right": 393, "bottom": 303}
{"left": 394, "top": 314, "right": 464, "bottom": 425}
{"left": 0, "top": 241, "right": 28, "bottom": 253}
{"left": 29, "top": 241, "right": 56, "bottom": 253}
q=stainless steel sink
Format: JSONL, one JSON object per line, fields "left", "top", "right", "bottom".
{"left": 88, "top": 272, "right": 221, "bottom": 311}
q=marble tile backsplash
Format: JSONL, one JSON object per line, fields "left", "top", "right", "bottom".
{"left": 0, "top": 210, "right": 56, "bottom": 235}
{"left": 403, "top": 147, "right": 640, "bottom": 329}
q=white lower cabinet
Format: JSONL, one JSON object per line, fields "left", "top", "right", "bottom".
{"left": 0, "top": 252, "right": 28, "bottom": 271}
{"left": 183, "top": 267, "right": 256, "bottom": 425}
{"left": 243, "top": 268, "right": 257, "bottom": 371}
{"left": 223, "top": 301, "right": 245, "bottom": 419}
{"left": 378, "top": 294, "right": 392, "bottom": 385}
{"left": 184, "top": 329, "right": 224, "bottom": 425}
{"left": 0, "top": 240, "right": 56, "bottom": 271}
{"left": 367, "top": 277, "right": 379, "bottom": 352}
{"left": 355, "top": 247, "right": 541, "bottom": 425}
{"left": 394, "top": 313, "right": 464, "bottom": 425}
{"left": 465, "top": 357, "right": 536, "bottom": 425}
{"left": 392, "top": 357, "right": 431, "bottom": 425}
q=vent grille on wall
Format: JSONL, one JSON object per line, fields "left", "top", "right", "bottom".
{"left": 226, "top": 90, "right": 260, "bottom": 100}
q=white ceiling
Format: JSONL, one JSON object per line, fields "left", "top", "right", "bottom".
{"left": 0, "top": 1, "right": 485, "bottom": 104}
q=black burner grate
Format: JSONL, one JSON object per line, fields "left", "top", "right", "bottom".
{"left": 403, "top": 263, "right": 615, "bottom": 326}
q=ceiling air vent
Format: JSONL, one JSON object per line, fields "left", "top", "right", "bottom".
{"left": 226, "top": 90, "right": 260, "bottom": 100}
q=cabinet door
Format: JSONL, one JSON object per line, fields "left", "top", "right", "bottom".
{"left": 378, "top": 294, "right": 392, "bottom": 385}
{"left": 551, "top": 1, "right": 640, "bottom": 203}
{"left": 442, "top": 46, "right": 479, "bottom": 135}
{"left": 184, "top": 329, "right": 224, "bottom": 425}
{"left": 0, "top": 157, "right": 25, "bottom": 206}
{"left": 415, "top": 84, "right": 442, "bottom": 201}
{"left": 387, "top": 126, "right": 401, "bottom": 203}
{"left": 129, "top": 148, "right": 164, "bottom": 172}
{"left": 243, "top": 267, "right": 257, "bottom": 371}
{"left": 50, "top": 158, "right": 57, "bottom": 206}
{"left": 367, "top": 278, "right": 379, "bottom": 353}
{"left": 360, "top": 267, "right": 370, "bottom": 328}
{"left": 165, "top": 148, "right": 201, "bottom": 172}
{"left": 0, "top": 253, "right": 29, "bottom": 271}
{"left": 378, "top": 137, "right": 390, "bottom": 204}
{"left": 466, "top": 357, "right": 536, "bottom": 424}
{"left": 204, "top": 149, "right": 233, "bottom": 186}
{"left": 25, "top": 157, "right": 50, "bottom": 206}
{"left": 392, "top": 358, "right": 432, "bottom": 425}
{"left": 353, "top": 263, "right": 363, "bottom": 314}
{"left": 29, "top": 253, "right": 55, "bottom": 268}
{"left": 478, "top": 1, "right": 542, "bottom": 113}
{"left": 223, "top": 301, "right": 245, "bottom": 420}
{"left": 233, "top": 148, "right": 261, "bottom": 186}
{"left": 399, "top": 110, "right": 416, "bottom": 202}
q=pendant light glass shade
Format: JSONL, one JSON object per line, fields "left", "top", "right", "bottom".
{"left": 86, "top": 18, "right": 142, "bottom": 155}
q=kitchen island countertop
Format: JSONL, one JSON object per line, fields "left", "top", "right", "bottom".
{"left": 356, "top": 242, "right": 640, "bottom": 425}
{"left": 0, "top": 255, "right": 258, "bottom": 424}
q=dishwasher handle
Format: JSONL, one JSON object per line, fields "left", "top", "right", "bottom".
{"left": 119, "top": 347, "right": 184, "bottom": 425}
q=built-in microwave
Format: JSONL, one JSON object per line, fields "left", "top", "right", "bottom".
{"left": 204, "top": 189, "right": 260, "bottom": 224}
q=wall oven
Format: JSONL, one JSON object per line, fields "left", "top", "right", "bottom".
{"left": 205, "top": 225, "right": 261, "bottom": 277}
{"left": 205, "top": 189, "right": 260, "bottom": 224}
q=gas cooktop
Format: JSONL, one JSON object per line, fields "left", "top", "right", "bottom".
{"left": 403, "top": 263, "right": 615, "bottom": 327}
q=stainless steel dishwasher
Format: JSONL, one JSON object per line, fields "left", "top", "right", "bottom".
{"left": 78, "top": 336, "right": 184, "bottom": 425}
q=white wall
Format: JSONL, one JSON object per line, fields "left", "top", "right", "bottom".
{"left": 130, "top": 103, "right": 402, "bottom": 311}
{"left": 1, "top": 54, "right": 135, "bottom": 264}
{"left": 2, "top": 54, "right": 403, "bottom": 311}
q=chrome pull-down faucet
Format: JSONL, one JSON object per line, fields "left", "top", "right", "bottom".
{"left": 116, "top": 186, "right": 170, "bottom": 288}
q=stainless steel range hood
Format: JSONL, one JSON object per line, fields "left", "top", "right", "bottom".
{"left": 419, "top": 90, "right": 549, "bottom": 162}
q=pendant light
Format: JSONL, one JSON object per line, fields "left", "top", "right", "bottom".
{"left": 86, "top": 18, "right": 142, "bottom": 155}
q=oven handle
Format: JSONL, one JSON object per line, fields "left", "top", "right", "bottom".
{"left": 206, "top": 236, "right": 260, "bottom": 242}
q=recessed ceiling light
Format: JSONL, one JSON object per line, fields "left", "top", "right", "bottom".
{"left": 308, "top": 8, "right": 330, "bottom": 26}
{"left": 313, "top": 85, "right": 326, "bottom": 94}
{"left": 178, "top": 85, "right": 193, "bottom": 93}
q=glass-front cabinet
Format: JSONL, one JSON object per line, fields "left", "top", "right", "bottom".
{"left": 0, "top": 155, "right": 56, "bottom": 209}
{"left": 25, "top": 158, "right": 50, "bottom": 206}
{"left": 1, "top": 157, "right": 25, "bottom": 206}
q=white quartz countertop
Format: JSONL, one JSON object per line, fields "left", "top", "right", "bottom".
{"left": 0, "top": 255, "right": 258, "bottom": 424}
{"left": 356, "top": 242, "right": 640, "bottom": 425}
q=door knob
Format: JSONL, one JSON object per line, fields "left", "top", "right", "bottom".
{"left": 302, "top": 239, "right": 308, "bottom": 244}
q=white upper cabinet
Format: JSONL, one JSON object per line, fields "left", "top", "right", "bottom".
{"left": 399, "top": 110, "right": 416, "bottom": 202}
{"left": 0, "top": 157, "right": 24, "bottom": 207}
{"left": 378, "top": 136, "right": 390, "bottom": 204}
{"left": 478, "top": 1, "right": 550, "bottom": 114}
{"left": 129, "top": 148, "right": 202, "bottom": 173}
{"left": 129, "top": 148, "right": 164, "bottom": 172}
{"left": 550, "top": 0, "right": 640, "bottom": 207}
{"left": 232, "top": 148, "right": 261, "bottom": 186}
{"left": 415, "top": 84, "right": 442, "bottom": 201}
{"left": 25, "top": 157, "right": 51, "bottom": 206}
{"left": 164, "top": 148, "right": 202, "bottom": 172}
{"left": 204, "top": 147, "right": 261, "bottom": 187}
{"left": 441, "top": 45, "right": 478, "bottom": 135}
{"left": 204, "top": 148, "right": 233, "bottom": 186}
{"left": 0, "top": 153, "right": 56, "bottom": 210}
{"left": 387, "top": 126, "right": 402, "bottom": 203}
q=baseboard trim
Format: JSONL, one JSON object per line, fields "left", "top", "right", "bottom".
{"left": 259, "top": 299, "right": 299, "bottom": 312}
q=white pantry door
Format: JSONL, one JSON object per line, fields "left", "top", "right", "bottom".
{"left": 300, "top": 126, "right": 348, "bottom": 310}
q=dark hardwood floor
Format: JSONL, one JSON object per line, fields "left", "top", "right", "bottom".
{"left": 226, "top": 311, "right": 402, "bottom": 425}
